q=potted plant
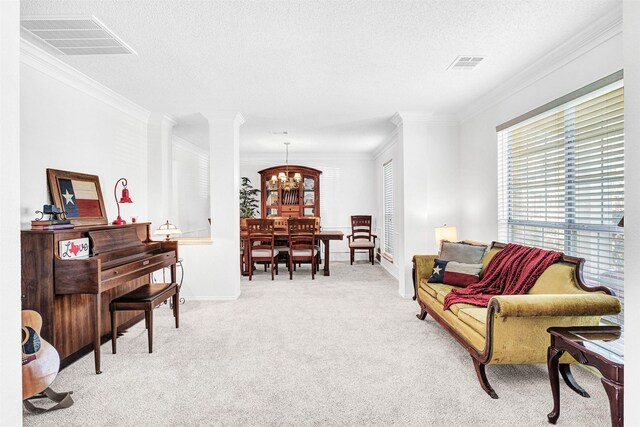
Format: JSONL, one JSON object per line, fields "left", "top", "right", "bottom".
{"left": 239, "top": 177, "right": 260, "bottom": 228}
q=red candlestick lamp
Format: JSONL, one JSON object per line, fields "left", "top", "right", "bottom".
{"left": 113, "top": 178, "right": 133, "bottom": 225}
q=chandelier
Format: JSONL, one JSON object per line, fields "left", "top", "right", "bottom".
{"left": 271, "top": 142, "right": 301, "bottom": 190}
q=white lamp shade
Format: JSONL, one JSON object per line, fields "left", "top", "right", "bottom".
{"left": 154, "top": 220, "right": 182, "bottom": 239}
{"left": 278, "top": 172, "right": 286, "bottom": 181}
{"left": 435, "top": 225, "right": 458, "bottom": 247}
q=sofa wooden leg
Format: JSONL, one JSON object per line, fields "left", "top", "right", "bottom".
{"left": 416, "top": 308, "right": 428, "bottom": 320}
{"left": 472, "top": 358, "right": 498, "bottom": 399}
{"left": 560, "top": 364, "right": 590, "bottom": 397}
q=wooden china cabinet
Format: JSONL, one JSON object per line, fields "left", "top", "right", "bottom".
{"left": 258, "top": 165, "right": 321, "bottom": 218}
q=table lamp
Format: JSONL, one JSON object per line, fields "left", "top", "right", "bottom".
{"left": 435, "top": 224, "right": 458, "bottom": 247}
{"left": 155, "top": 220, "right": 182, "bottom": 241}
{"left": 113, "top": 178, "right": 132, "bottom": 225}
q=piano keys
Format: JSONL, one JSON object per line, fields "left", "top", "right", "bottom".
{"left": 21, "top": 222, "right": 177, "bottom": 374}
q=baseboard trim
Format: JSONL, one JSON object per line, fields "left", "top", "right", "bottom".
{"left": 183, "top": 293, "right": 241, "bottom": 301}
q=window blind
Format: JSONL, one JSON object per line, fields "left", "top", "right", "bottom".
{"left": 498, "top": 81, "right": 624, "bottom": 325}
{"left": 383, "top": 160, "right": 394, "bottom": 257}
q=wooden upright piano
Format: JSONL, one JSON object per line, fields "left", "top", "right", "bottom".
{"left": 21, "top": 222, "right": 177, "bottom": 374}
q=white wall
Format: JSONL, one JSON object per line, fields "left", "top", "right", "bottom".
{"left": 20, "top": 42, "right": 150, "bottom": 226}
{"left": 0, "top": 1, "right": 23, "bottom": 424}
{"left": 19, "top": 43, "right": 241, "bottom": 302}
{"left": 239, "top": 152, "right": 376, "bottom": 261}
{"left": 458, "top": 30, "right": 623, "bottom": 242}
{"left": 623, "top": 0, "right": 640, "bottom": 422}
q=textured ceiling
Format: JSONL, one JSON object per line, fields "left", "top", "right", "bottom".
{"left": 21, "top": 0, "right": 619, "bottom": 153}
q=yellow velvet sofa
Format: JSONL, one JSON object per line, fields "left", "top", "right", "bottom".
{"left": 413, "top": 241, "right": 621, "bottom": 399}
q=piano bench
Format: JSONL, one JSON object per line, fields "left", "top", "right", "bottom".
{"left": 109, "top": 283, "right": 179, "bottom": 355}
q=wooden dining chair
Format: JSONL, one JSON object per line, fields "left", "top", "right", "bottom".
{"left": 271, "top": 216, "right": 290, "bottom": 270}
{"left": 347, "top": 215, "right": 377, "bottom": 265}
{"left": 240, "top": 219, "right": 248, "bottom": 276}
{"left": 247, "top": 219, "right": 279, "bottom": 280}
{"left": 310, "top": 216, "right": 322, "bottom": 266}
{"left": 288, "top": 218, "right": 317, "bottom": 279}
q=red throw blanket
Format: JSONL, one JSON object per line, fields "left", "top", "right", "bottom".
{"left": 442, "top": 243, "right": 563, "bottom": 310}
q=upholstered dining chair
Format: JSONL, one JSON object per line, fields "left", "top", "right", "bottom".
{"left": 347, "top": 215, "right": 377, "bottom": 265}
{"left": 247, "top": 219, "right": 279, "bottom": 280}
{"left": 287, "top": 218, "right": 318, "bottom": 279}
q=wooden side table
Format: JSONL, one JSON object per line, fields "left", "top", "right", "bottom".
{"left": 547, "top": 326, "right": 623, "bottom": 426}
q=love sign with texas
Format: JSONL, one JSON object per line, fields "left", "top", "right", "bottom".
{"left": 59, "top": 237, "right": 90, "bottom": 259}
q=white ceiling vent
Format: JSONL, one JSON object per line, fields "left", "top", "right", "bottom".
{"left": 447, "top": 55, "right": 484, "bottom": 71}
{"left": 20, "top": 16, "right": 136, "bottom": 56}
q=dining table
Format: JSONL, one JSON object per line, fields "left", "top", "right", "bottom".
{"left": 240, "top": 230, "right": 344, "bottom": 276}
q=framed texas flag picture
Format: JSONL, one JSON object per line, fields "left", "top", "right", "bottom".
{"left": 47, "top": 168, "right": 108, "bottom": 225}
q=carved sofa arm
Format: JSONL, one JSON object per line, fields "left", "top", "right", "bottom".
{"left": 485, "top": 294, "right": 621, "bottom": 364}
{"left": 412, "top": 255, "right": 438, "bottom": 300}
{"left": 489, "top": 294, "right": 621, "bottom": 318}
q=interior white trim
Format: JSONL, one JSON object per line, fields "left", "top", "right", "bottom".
{"left": 458, "top": 3, "right": 623, "bottom": 122}
{"left": 183, "top": 293, "right": 241, "bottom": 301}
{"left": 165, "top": 114, "right": 178, "bottom": 126}
{"left": 390, "top": 112, "right": 403, "bottom": 127}
{"left": 372, "top": 126, "right": 399, "bottom": 158}
{"left": 239, "top": 152, "right": 375, "bottom": 163}
{"left": 174, "top": 134, "right": 208, "bottom": 156}
{"left": 20, "top": 38, "right": 151, "bottom": 123}
{"left": 393, "top": 112, "right": 459, "bottom": 126}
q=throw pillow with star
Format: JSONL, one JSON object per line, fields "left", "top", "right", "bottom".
{"left": 427, "top": 259, "right": 483, "bottom": 287}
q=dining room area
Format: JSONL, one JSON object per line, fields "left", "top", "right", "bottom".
{"left": 238, "top": 151, "right": 380, "bottom": 281}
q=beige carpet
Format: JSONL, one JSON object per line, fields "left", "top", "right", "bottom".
{"left": 24, "top": 262, "right": 611, "bottom": 426}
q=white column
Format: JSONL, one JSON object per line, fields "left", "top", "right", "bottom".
{"left": 0, "top": 1, "right": 23, "bottom": 423}
{"left": 201, "top": 111, "right": 244, "bottom": 297}
{"left": 147, "top": 114, "right": 177, "bottom": 228}
{"left": 395, "top": 112, "right": 460, "bottom": 298}
{"left": 624, "top": 0, "right": 640, "bottom": 421}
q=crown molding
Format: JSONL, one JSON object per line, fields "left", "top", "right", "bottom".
{"left": 235, "top": 112, "right": 246, "bottom": 127}
{"left": 372, "top": 126, "right": 399, "bottom": 158}
{"left": 373, "top": 112, "right": 457, "bottom": 158}
{"left": 20, "top": 39, "right": 151, "bottom": 123}
{"left": 393, "top": 111, "right": 459, "bottom": 126}
{"left": 390, "top": 112, "right": 403, "bottom": 127}
{"left": 165, "top": 114, "right": 178, "bottom": 126}
{"left": 239, "top": 151, "right": 374, "bottom": 165}
{"left": 173, "top": 134, "right": 208, "bottom": 156}
{"left": 148, "top": 112, "right": 178, "bottom": 127}
{"left": 201, "top": 111, "right": 245, "bottom": 126}
{"left": 458, "top": 3, "right": 623, "bottom": 122}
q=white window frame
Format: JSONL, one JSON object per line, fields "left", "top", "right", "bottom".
{"left": 497, "top": 71, "right": 624, "bottom": 326}
{"left": 382, "top": 160, "right": 394, "bottom": 261}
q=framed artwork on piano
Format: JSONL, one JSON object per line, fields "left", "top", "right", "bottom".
{"left": 47, "top": 168, "right": 108, "bottom": 226}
